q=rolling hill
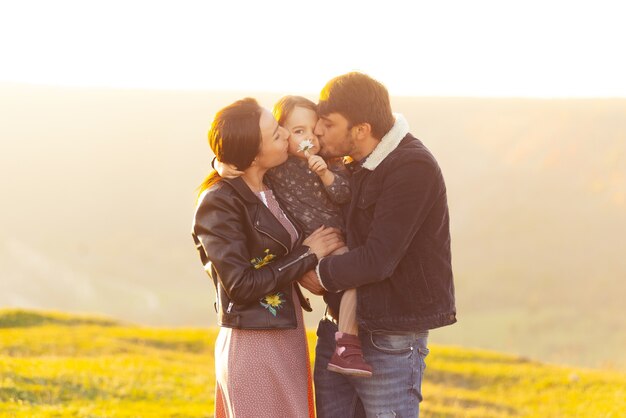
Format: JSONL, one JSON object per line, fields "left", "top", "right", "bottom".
{"left": 1, "top": 309, "right": 625, "bottom": 417}
{"left": 1, "top": 84, "right": 625, "bottom": 369}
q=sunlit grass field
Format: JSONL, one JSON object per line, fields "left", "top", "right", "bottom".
{"left": 1, "top": 309, "right": 624, "bottom": 417}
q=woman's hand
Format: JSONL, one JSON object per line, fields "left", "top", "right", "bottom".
{"left": 303, "top": 226, "right": 345, "bottom": 259}
{"left": 214, "top": 159, "right": 244, "bottom": 179}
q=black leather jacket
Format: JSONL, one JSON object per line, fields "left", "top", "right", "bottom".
{"left": 192, "top": 176, "right": 316, "bottom": 330}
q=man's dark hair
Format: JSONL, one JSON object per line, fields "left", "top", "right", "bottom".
{"left": 317, "top": 72, "right": 395, "bottom": 139}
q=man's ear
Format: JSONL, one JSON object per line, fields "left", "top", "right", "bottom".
{"left": 353, "top": 123, "right": 372, "bottom": 140}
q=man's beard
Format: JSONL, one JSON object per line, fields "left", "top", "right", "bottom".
{"left": 319, "top": 132, "right": 355, "bottom": 159}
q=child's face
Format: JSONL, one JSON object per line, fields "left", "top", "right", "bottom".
{"left": 283, "top": 106, "right": 321, "bottom": 159}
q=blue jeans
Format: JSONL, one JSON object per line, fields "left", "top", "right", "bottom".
{"left": 314, "top": 318, "right": 429, "bottom": 418}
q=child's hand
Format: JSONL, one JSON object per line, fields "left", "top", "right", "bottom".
{"left": 308, "top": 155, "right": 328, "bottom": 176}
{"left": 308, "top": 155, "right": 335, "bottom": 186}
{"left": 215, "top": 159, "right": 243, "bottom": 179}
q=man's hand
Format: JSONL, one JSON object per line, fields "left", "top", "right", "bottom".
{"left": 298, "top": 270, "right": 325, "bottom": 296}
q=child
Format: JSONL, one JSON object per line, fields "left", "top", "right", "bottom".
{"left": 216, "top": 95, "right": 373, "bottom": 377}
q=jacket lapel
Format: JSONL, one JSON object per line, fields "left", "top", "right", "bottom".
{"left": 224, "top": 177, "right": 293, "bottom": 252}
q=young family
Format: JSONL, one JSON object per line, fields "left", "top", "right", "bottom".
{"left": 191, "top": 72, "right": 456, "bottom": 417}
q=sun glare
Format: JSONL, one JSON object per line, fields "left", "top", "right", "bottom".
{"left": 1, "top": 0, "right": 625, "bottom": 97}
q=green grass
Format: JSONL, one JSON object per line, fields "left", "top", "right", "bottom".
{"left": 1, "top": 309, "right": 624, "bottom": 417}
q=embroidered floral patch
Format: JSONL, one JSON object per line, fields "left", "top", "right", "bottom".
{"left": 250, "top": 249, "right": 276, "bottom": 269}
{"left": 260, "top": 292, "right": 285, "bottom": 317}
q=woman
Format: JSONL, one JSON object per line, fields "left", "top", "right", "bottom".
{"left": 192, "top": 98, "right": 343, "bottom": 417}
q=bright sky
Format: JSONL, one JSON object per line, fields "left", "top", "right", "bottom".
{"left": 1, "top": 0, "right": 625, "bottom": 97}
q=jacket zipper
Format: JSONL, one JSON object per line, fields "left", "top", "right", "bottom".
{"left": 254, "top": 224, "right": 289, "bottom": 254}
{"left": 254, "top": 223, "right": 299, "bottom": 327}
{"left": 277, "top": 248, "right": 312, "bottom": 272}
{"left": 218, "top": 281, "right": 234, "bottom": 314}
{"left": 219, "top": 224, "right": 287, "bottom": 318}
{"left": 254, "top": 223, "right": 312, "bottom": 272}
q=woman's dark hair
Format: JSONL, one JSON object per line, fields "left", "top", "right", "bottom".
{"left": 317, "top": 72, "right": 394, "bottom": 139}
{"left": 272, "top": 95, "right": 317, "bottom": 126}
{"left": 198, "top": 98, "right": 263, "bottom": 196}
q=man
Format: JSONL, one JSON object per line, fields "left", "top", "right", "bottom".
{"left": 299, "top": 72, "right": 456, "bottom": 417}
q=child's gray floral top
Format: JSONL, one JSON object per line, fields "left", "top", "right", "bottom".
{"left": 266, "top": 156, "right": 350, "bottom": 235}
